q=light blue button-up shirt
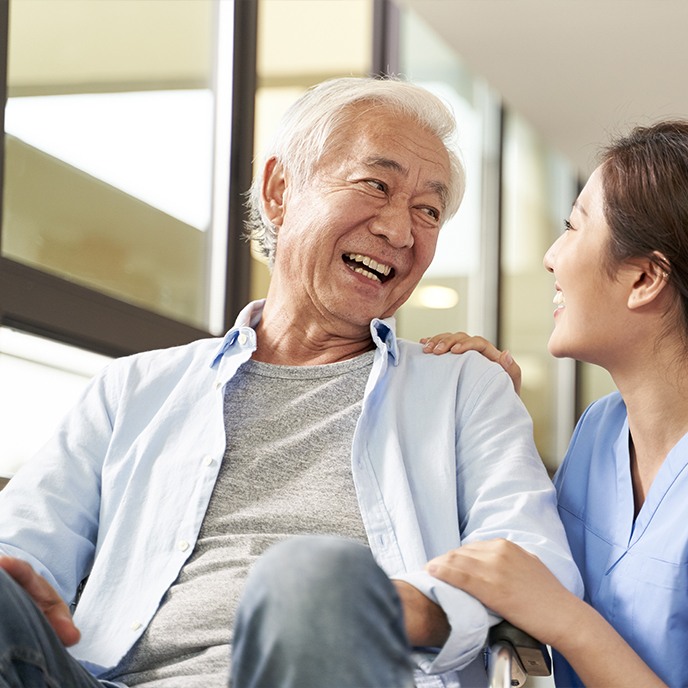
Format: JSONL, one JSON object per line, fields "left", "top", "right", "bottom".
{"left": 553, "top": 392, "right": 688, "bottom": 687}
{"left": 0, "top": 301, "right": 582, "bottom": 687}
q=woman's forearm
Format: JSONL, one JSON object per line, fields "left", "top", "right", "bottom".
{"left": 552, "top": 595, "right": 667, "bottom": 688}
{"left": 426, "top": 540, "right": 667, "bottom": 687}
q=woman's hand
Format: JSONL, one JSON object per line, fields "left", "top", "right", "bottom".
{"left": 426, "top": 539, "right": 572, "bottom": 648}
{"left": 427, "top": 540, "right": 669, "bottom": 688}
{"left": 0, "top": 556, "right": 81, "bottom": 646}
{"left": 421, "top": 333, "right": 522, "bottom": 395}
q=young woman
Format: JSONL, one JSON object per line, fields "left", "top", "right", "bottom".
{"left": 421, "top": 121, "right": 688, "bottom": 687}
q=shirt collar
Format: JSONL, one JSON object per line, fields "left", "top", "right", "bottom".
{"left": 370, "top": 317, "right": 399, "bottom": 365}
{"left": 211, "top": 299, "right": 400, "bottom": 368}
{"left": 211, "top": 300, "right": 264, "bottom": 368}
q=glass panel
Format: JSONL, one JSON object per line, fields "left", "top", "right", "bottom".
{"left": 0, "top": 327, "right": 110, "bottom": 480}
{"left": 2, "top": 0, "right": 230, "bottom": 332}
{"left": 395, "top": 8, "right": 501, "bottom": 344}
{"left": 250, "top": 0, "right": 373, "bottom": 300}
{"left": 501, "top": 112, "right": 578, "bottom": 470}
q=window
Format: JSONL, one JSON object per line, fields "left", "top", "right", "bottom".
{"left": 0, "top": 0, "right": 256, "bottom": 357}
{"left": 250, "top": 0, "right": 374, "bottom": 300}
{"left": 0, "top": 327, "right": 110, "bottom": 480}
{"left": 395, "top": 6, "right": 501, "bottom": 344}
{"left": 500, "top": 112, "right": 578, "bottom": 469}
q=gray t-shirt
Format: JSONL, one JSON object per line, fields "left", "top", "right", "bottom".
{"left": 107, "top": 351, "right": 373, "bottom": 687}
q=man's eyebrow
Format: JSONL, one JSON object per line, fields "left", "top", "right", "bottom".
{"left": 364, "top": 156, "right": 406, "bottom": 174}
{"left": 363, "top": 156, "right": 449, "bottom": 209}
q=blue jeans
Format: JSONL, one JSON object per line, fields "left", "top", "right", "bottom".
{"left": 231, "top": 535, "right": 415, "bottom": 688}
{"left": 0, "top": 537, "right": 414, "bottom": 688}
{"left": 0, "top": 569, "right": 108, "bottom": 688}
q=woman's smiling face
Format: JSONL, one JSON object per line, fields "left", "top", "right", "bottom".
{"left": 543, "top": 165, "right": 635, "bottom": 366}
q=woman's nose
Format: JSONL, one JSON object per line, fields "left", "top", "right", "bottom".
{"left": 543, "top": 236, "right": 560, "bottom": 273}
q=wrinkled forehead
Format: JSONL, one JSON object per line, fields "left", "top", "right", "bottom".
{"left": 325, "top": 103, "right": 450, "bottom": 171}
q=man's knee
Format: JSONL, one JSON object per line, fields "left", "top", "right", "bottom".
{"left": 244, "top": 536, "right": 383, "bottom": 609}
{"left": 253, "top": 535, "right": 373, "bottom": 576}
{"left": 232, "top": 536, "right": 413, "bottom": 688}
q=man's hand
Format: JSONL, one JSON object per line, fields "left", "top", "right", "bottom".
{"left": 392, "top": 579, "right": 450, "bottom": 648}
{"left": 0, "top": 556, "right": 81, "bottom": 646}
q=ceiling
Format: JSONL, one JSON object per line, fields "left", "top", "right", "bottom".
{"left": 403, "top": 0, "right": 688, "bottom": 178}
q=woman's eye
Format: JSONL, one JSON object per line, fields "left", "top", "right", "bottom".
{"left": 563, "top": 219, "right": 575, "bottom": 232}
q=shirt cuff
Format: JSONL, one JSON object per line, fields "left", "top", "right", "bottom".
{"left": 393, "top": 569, "right": 491, "bottom": 674}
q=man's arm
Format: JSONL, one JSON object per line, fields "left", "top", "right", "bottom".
{"left": 386, "top": 349, "right": 582, "bottom": 674}
{"left": 392, "top": 580, "right": 450, "bottom": 647}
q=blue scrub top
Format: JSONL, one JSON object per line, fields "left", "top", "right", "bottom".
{"left": 552, "top": 392, "right": 688, "bottom": 687}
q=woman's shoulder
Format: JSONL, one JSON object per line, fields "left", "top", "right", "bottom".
{"left": 554, "top": 391, "right": 626, "bottom": 491}
{"left": 577, "top": 390, "right": 626, "bottom": 430}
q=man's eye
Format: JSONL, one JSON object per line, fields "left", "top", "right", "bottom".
{"left": 419, "top": 206, "right": 440, "bottom": 221}
{"left": 365, "top": 179, "right": 387, "bottom": 192}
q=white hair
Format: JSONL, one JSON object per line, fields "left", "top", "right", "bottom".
{"left": 245, "top": 76, "right": 466, "bottom": 268}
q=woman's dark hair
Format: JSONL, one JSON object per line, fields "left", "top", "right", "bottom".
{"left": 600, "top": 120, "right": 688, "bottom": 338}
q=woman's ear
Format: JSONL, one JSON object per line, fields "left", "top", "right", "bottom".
{"left": 262, "top": 157, "right": 287, "bottom": 227}
{"left": 627, "top": 251, "right": 671, "bottom": 310}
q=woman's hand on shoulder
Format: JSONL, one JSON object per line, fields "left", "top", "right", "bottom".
{"left": 420, "top": 332, "right": 522, "bottom": 395}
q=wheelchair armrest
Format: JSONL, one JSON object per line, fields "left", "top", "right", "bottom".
{"left": 489, "top": 620, "right": 552, "bottom": 677}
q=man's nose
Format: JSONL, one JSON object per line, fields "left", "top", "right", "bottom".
{"left": 370, "top": 201, "right": 414, "bottom": 249}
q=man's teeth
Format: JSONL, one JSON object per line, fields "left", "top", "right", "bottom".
{"left": 345, "top": 253, "right": 392, "bottom": 282}
{"left": 553, "top": 291, "right": 565, "bottom": 308}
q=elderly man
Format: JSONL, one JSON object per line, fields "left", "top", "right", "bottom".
{"left": 0, "top": 77, "right": 581, "bottom": 688}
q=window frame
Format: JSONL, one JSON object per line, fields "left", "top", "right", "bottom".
{"left": 0, "top": 0, "right": 256, "bottom": 358}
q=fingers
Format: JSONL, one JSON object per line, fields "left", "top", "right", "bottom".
{"left": 421, "top": 332, "right": 497, "bottom": 357}
{"left": 0, "top": 557, "right": 81, "bottom": 646}
{"left": 497, "top": 350, "right": 522, "bottom": 396}
{"left": 421, "top": 333, "right": 522, "bottom": 395}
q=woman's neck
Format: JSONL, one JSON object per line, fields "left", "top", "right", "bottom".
{"left": 613, "top": 345, "right": 688, "bottom": 514}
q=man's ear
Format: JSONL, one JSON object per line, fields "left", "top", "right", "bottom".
{"left": 627, "top": 252, "right": 671, "bottom": 310}
{"left": 262, "top": 157, "right": 287, "bottom": 227}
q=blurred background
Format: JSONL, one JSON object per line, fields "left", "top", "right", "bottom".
{"left": 5, "top": 0, "right": 688, "bottom": 470}
{"left": 5, "top": 1, "right": 688, "bottom": 683}
{"left": 0, "top": 0, "right": 688, "bottom": 490}
{"left": 2, "top": 0, "right": 686, "bottom": 489}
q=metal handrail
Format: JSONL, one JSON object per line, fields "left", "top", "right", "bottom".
{"left": 488, "top": 641, "right": 527, "bottom": 688}
{"left": 488, "top": 621, "right": 551, "bottom": 688}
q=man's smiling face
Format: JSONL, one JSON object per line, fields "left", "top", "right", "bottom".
{"left": 264, "top": 104, "right": 452, "bottom": 335}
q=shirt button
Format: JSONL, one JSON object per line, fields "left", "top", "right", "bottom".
{"left": 238, "top": 333, "right": 248, "bottom": 345}
{"left": 203, "top": 456, "right": 214, "bottom": 467}
{"left": 215, "top": 380, "right": 222, "bottom": 390}
{"left": 177, "top": 540, "right": 190, "bottom": 552}
{"left": 131, "top": 621, "right": 142, "bottom": 631}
